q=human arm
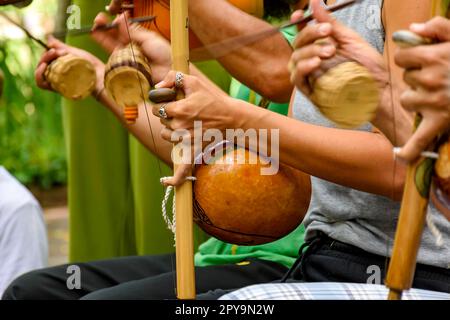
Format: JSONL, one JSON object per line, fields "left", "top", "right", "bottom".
{"left": 188, "top": 0, "right": 294, "bottom": 102}
{"left": 36, "top": 15, "right": 227, "bottom": 166}
{"left": 289, "top": 0, "right": 431, "bottom": 146}
{"left": 35, "top": 34, "right": 174, "bottom": 165}
{"left": 153, "top": 71, "right": 406, "bottom": 199}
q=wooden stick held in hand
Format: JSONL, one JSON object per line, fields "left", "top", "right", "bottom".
{"left": 170, "top": 0, "right": 196, "bottom": 300}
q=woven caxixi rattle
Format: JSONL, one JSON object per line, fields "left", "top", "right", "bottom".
{"left": 104, "top": 44, "right": 153, "bottom": 124}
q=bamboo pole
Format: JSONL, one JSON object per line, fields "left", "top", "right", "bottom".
{"left": 385, "top": 4, "right": 441, "bottom": 298}
{"left": 385, "top": 152, "right": 432, "bottom": 300}
{"left": 170, "top": 0, "right": 196, "bottom": 299}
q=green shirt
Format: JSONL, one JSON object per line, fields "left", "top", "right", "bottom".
{"left": 195, "top": 26, "right": 305, "bottom": 269}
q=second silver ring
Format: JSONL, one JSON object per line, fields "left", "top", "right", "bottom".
{"left": 159, "top": 104, "right": 169, "bottom": 120}
{"left": 175, "top": 72, "right": 184, "bottom": 89}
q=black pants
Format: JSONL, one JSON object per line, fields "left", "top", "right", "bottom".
{"left": 172, "top": 234, "right": 450, "bottom": 300}
{"left": 287, "top": 235, "right": 450, "bottom": 293}
{"left": 2, "top": 254, "right": 287, "bottom": 300}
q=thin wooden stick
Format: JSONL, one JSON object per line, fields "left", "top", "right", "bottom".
{"left": 0, "top": 12, "right": 49, "bottom": 49}
{"left": 385, "top": 5, "right": 441, "bottom": 298}
{"left": 385, "top": 152, "right": 433, "bottom": 300}
{"left": 170, "top": 0, "right": 196, "bottom": 300}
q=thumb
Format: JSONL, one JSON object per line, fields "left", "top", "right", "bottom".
{"left": 395, "top": 117, "right": 441, "bottom": 162}
{"left": 47, "top": 35, "right": 66, "bottom": 50}
{"left": 116, "top": 12, "right": 132, "bottom": 38}
{"left": 107, "top": 0, "right": 123, "bottom": 15}
{"left": 310, "top": 0, "right": 335, "bottom": 24}
{"left": 92, "top": 12, "right": 110, "bottom": 30}
{"left": 291, "top": 10, "right": 305, "bottom": 32}
{"left": 155, "top": 70, "right": 177, "bottom": 89}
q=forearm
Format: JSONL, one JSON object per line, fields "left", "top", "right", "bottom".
{"left": 96, "top": 91, "right": 173, "bottom": 165}
{"left": 231, "top": 98, "right": 406, "bottom": 199}
{"left": 189, "top": 0, "right": 293, "bottom": 102}
{"left": 92, "top": 61, "right": 225, "bottom": 167}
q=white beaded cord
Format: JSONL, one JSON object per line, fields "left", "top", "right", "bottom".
{"left": 160, "top": 176, "right": 197, "bottom": 246}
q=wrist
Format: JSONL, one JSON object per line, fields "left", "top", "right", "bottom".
{"left": 93, "top": 86, "right": 106, "bottom": 101}
{"left": 225, "top": 97, "right": 260, "bottom": 131}
{"left": 92, "top": 64, "right": 106, "bottom": 100}
{"left": 372, "top": 81, "right": 393, "bottom": 126}
{"left": 372, "top": 82, "right": 414, "bottom": 145}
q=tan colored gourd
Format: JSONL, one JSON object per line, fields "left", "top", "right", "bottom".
{"left": 432, "top": 136, "right": 450, "bottom": 221}
{"left": 309, "top": 56, "right": 380, "bottom": 129}
{"left": 104, "top": 44, "right": 153, "bottom": 124}
{"left": 44, "top": 54, "right": 96, "bottom": 100}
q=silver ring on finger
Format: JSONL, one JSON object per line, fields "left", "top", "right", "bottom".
{"left": 159, "top": 104, "right": 169, "bottom": 120}
{"left": 175, "top": 72, "right": 184, "bottom": 89}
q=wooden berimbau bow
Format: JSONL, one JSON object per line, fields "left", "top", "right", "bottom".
{"left": 168, "top": 0, "right": 196, "bottom": 300}
{"left": 385, "top": 0, "right": 448, "bottom": 300}
{"left": 117, "top": 0, "right": 196, "bottom": 299}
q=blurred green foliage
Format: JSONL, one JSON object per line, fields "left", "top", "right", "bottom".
{"left": 0, "top": 2, "right": 67, "bottom": 188}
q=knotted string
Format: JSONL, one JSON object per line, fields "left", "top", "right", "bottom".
{"left": 161, "top": 176, "right": 197, "bottom": 245}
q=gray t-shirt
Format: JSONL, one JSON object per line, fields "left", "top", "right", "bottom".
{"left": 293, "top": 0, "right": 450, "bottom": 269}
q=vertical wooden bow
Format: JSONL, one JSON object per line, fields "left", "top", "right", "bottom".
{"left": 169, "top": 0, "right": 196, "bottom": 300}
{"left": 114, "top": 0, "right": 196, "bottom": 299}
{"left": 385, "top": 0, "right": 446, "bottom": 300}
